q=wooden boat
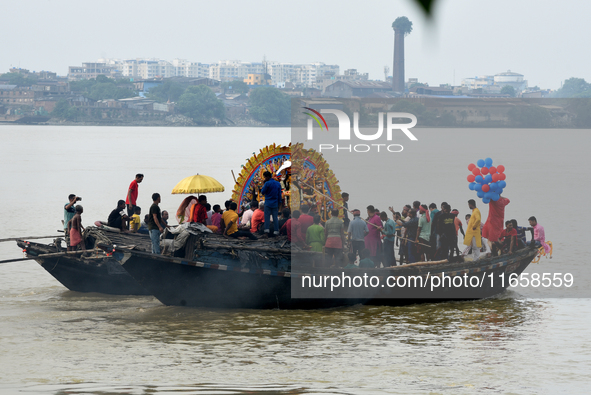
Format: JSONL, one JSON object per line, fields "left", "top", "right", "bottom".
{"left": 16, "top": 227, "right": 151, "bottom": 295}
{"left": 109, "top": 231, "right": 540, "bottom": 309}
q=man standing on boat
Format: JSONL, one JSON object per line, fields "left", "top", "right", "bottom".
{"left": 148, "top": 193, "right": 165, "bottom": 254}
{"left": 126, "top": 174, "right": 144, "bottom": 217}
{"left": 67, "top": 205, "right": 86, "bottom": 253}
{"left": 348, "top": 209, "right": 368, "bottom": 258}
{"left": 463, "top": 199, "right": 482, "bottom": 260}
{"left": 261, "top": 171, "right": 282, "bottom": 237}
{"left": 64, "top": 194, "right": 80, "bottom": 244}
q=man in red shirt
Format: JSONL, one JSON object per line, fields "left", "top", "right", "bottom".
{"left": 126, "top": 173, "right": 144, "bottom": 217}
{"left": 190, "top": 195, "right": 208, "bottom": 225}
{"left": 298, "top": 204, "right": 314, "bottom": 236}
{"left": 493, "top": 220, "right": 517, "bottom": 256}
{"left": 250, "top": 201, "right": 265, "bottom": 234}
{"left": 281, "top": 210, "right": 306, "bottom": 247}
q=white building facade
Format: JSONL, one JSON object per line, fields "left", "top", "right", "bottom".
{"left": 71, "top": 58, "right": 339, "bottom": 86}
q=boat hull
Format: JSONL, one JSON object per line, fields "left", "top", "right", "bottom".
{"left": 17, "top": 241, "right": 150, "bottom": 295}
{"left": 118, "top": 247, "right": 539, "bottom": 309}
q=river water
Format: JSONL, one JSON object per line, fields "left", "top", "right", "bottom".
{"left": 0, "top": 125, "right": 590, "bottom": 394}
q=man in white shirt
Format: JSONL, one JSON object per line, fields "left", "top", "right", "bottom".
{"left": 239, "top": 201, "right": 256, "bottom": 229}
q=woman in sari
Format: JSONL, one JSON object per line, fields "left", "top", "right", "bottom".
{"left": 176, "top": 195, "right": 198, "bottom": 224}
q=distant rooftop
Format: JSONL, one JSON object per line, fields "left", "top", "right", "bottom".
{"left": 495, "top": 70, "right": 523, "bottom": 76}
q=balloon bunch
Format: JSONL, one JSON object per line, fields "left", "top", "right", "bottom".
{"left": 467, "top": 158, "right": 507, "bottom": 204}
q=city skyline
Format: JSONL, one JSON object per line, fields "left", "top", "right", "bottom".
{"left": 2, "top": 0, "right": 590, "bottom": 90}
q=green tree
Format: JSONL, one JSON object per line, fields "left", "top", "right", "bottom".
{"left": 221, "top": 80, "right": 250, "bottom": 94}
{"left": 249, "top": 87, "right": 291, "bottom": 125}
{"left": 501, "top": 85, "right": 516, "bottom": 97}
{"left": 69, "top": 76, "right": 136, "bottom": 100}
{"left": 554, "top": 77, "right": 591, "bottom": 98}
{"left": 508, "top": 106, "right": 551, "bottom": 127}
{"left": 147, "top": 80, "right": 185, "bottom": 103}
{"left": 565, "top": 99, "right": 591, "bottom": 127}
{"left": 437, "top": 112, "right": 456, "bottom": 126}
{"left": 51, "top": 99, "right": 71, "bottom": 119}
{"left": 177, "top": 85, "right": 225, "bottom": 125}
{"left": 88, "top": 83, "right": 136, "bottom": 100}
{"left": 65, "top": 106, "right": 82, "bottom": 121}
{"left": 0, "top": 73, "right": 38, "bottom": 87}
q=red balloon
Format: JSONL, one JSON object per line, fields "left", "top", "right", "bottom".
{"left": 497, "top": 165, "right": 505, "bottom": 173}
{"left": 481, "top": 167, "right": 489, "bottom": 175}
{"left": 489, "top": 166, "right": 497, "bottom": 174}
{"left": 492, "top": 173, "right": 500, "bottom": 182}
{"left": 499, "top": 173, "right": 506, "bottom": 181}
{"left": 467, "top": 174, "right": 475, "bottom": 182}
{"left": 482, "top": 184, "right": 490, "bottom": 192}
{"left": 468, "top": 163, "right": 476, "bottom": 171}
{"left": 472, "top": 168, "right": 480, "bottom": 176}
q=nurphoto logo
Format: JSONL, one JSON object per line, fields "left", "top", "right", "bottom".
{"left": 302, "top": 107, "right": 418, "bottom": 153}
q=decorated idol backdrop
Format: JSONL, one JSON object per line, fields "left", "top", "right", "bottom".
{"left": 231, "top": 143, "right": 343, "bottom": 222}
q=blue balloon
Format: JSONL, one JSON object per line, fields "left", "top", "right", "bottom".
{"left": 477, "top": 159, "right": 485, "bottom": 168}
{"left": 485, "top": 157, "right": 493, "bottom": 167}
{"left": 484, "top": 192, "right": 493, "bottom": 199}
{"left": 497, "top": 188, "right": 504, "bottom": 195}
{"left": 492, "top": 193, "right": 500, "bottom": 201}
{"left": 485, "top": 174, "right": 493, "bottom": 183}
{"left": 489, "top": 182, "right": 498, "bottom": 192}
{"left": 475, "top": 183, "right": 483, "bottom": 191}
{"left": 498, "top": 180, "right": 506, "bottom": 188}
{"left": 482, "top": 197, "right": 491, "bottom": 204}
{"left": 469, "top": 182, "right": 476, "bottom": 190}
{"left": 475, "top": 175, "right": 483, "bottom": 183}
{"left": 477, "top": 191, "right": 484, "bottom": 198}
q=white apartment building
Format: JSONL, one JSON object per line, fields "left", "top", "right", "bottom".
{"left": 462, "top": 71, "right": 527, "bottom": 92}
{"left": 171, "top": 59, "right": 210, "bottom": 78}
{"left": 93, "top": 58, "right": 209, "bottom": 80}
{"left": 71, "top": 58, "right": 339, "bottom": 86}
{"left": 209, "top": 60, "right": 264, "bottom": 81}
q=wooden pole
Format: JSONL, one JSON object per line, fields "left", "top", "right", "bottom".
{"left": 0, "top": 249, "right": 100, "bottom": 265}
{"left": 0, "top": 235, "right": 61, "bottom": 243}
{"left": 231, "top": 170, "right": 237, "bottom": 184}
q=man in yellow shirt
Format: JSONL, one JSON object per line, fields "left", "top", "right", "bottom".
{"left": 223, "top": 202, "right": 257, "bottom": 240}
{"left": 463, "top": 199, "right": 482, "bottom": 260}
{"left": 129, "top": 206, "right": 142, "bottom": 233}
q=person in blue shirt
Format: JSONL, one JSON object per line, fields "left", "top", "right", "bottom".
{"left": 379, "top": 211, "right": 397, "bottom": 267}
{"left": 510, "top": 219, "right": 527, "bottom": 250}
{"left": 261, "top": 171, "right": 282, "bottom": 236}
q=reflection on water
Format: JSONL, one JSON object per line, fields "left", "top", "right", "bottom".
{"left": 1, "top": 290, "right": 552, "bottom": 394}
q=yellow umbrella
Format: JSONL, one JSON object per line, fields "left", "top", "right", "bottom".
{"left": 171, "top": 174, "right": 225, "bottom": 194}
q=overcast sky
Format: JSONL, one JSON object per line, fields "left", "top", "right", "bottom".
{"left": 2, "top": 0, "right": 589, "bottom": 89}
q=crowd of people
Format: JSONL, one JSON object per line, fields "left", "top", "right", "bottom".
{"left": 62, "top": 172, "right": 549, "bottom": 264}
{"left": 278, "top": 194, "right": 548, "bottom": 269}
